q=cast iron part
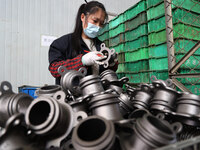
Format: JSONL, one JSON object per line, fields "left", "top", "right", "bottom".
{"left": 0, "top": 113, "right": 44, "bottom": 150}
{"left": 150, "top": 81, "right": 178, "bottom": 113}
{"left": 35, "top": 85, "right": 61, "bottom": 97}
{"left": 69, "top": 96, "right": 89, "bottom": 113}
{"left": 79, "top": 75, "right": 104, "bottom": 96}
{"left": 72, "top": 116, "right": 116, "bottom": 150}
{"left": 25, "top": 91, "right": 87, "bottom": 148}
{"left": 100, "top": 69, "right": 119, "bottom": 83}
{"left": 58, "top": 66, "right": 86, "bottom": 96}
{"left": 99, "top": 43, "right": 116, "bottom": 68}
{"left": 130, "top": 114, "right": 179, "bottom": 150}
{"left": 118, "top": 93, "right": 134, "bottom": 117}
{"left": 131, "top": 84, "right": 152, "bottom": 110}
{"left": 0, "top": 81, "right": 33, "bottom": 127}
{"left": 88, "top": 92, "right": 123, "bottom": 121}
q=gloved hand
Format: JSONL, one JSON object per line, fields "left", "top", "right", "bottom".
{"left": 82, "top": 51, "right": 107, "bottom": 66}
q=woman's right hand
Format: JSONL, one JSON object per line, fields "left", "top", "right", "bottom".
{"left": 82, "top": 51, "right": 107, "bottom": 66}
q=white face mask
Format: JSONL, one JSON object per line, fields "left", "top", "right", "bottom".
{"left": 83, "top": 23, "right": 101, "bottom": 38}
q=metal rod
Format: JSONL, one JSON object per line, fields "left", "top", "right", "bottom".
{"left": 169, "top": 73, "right": 200, "bottom": 78}
{"left": 171, "top": 79, "right": 192, "bottom": 93}
{"left": 170, "top": 41, "right": 200, "bottom": 73}
{"left": 164, "top": 0, "right": 176, "bottom": 72}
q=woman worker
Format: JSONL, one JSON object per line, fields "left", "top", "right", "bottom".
{"left": 48, "top": 1, "right": 118, "bottom": 84}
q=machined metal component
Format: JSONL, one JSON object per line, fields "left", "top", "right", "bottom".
{"left": 35, "top": 85, "right": 61, "bottom": 97}
{"left": 0, "top": 114, "right": 44, "bottom": 150}
{"left": 130, "top": 114, "right": 179, "bottom": 150}
{"left": 79, "top": 75, "right": 104, "bottom": 96}
{"left": 132, "top": 84, "right": 152, "bottom": 110}
{"left": 100, "top": 69, "right": 119, "bottom": 82}
{"left": 150, "top": 81, "right": 178, "bottom": 113}
{"left": 118, "top": 93, "right": 134, "bottom": 116}
{"left": 0, "top": 81, "right": 33, "bottom": 127}
{"left": 72, "top": 116, "right": 116, "bottom": 150}
{"left": 88, "top": 92, "right": 123, "bottom": 121}
{"left": 25, "top": 91, "right": 87, "bottom": 148}
{"left": 99, "top": 43, "right": 116, "bottom": 68}
{"left": 58, "top": 66, "right": 86, "bottom": 96}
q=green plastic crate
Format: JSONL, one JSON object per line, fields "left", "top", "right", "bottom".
{"left": 118, "top": 52, "right": 125, "bottom": 63}
{"left": 177, "top": 69, "right": 200, "bottom": 84}
{"left": 117, "top": 73, "right": 126, "bottom": 79}
{"left": 149, "top": 57, "right": 169, "bottom": 71}
{"left": 148, "top": 23, "right": 200, "bottom": 46}
{"left": 110, "top": 43, "right": 124, "bottom": 53}
{"left": 124, "top": 0, "right": 147, "bottom": 21}
{"left": 126, "top": 71, "right": 151, "bottom": 84}
{"left": 109, "top": 13, "right": 125, "bottom": 29}
{"left": 125, "top": 47, "right": 149, "bottom": 62}
{"left": 125, "top": 60, "right": 149, "bottom": 72}
{"left": 103, "top": 39, "right": 109, "bottom": 47}
{"left": 125, "top": 35, "right": 148, "bottom": 51}
{"left": 109, "top": 24, "right": 125, "bottom": 38}
{"left": 148, "top": 8, "right": 200, "bottom": 33}
{"left": 149, "top": 70, "right": 169, "bottom": 81}
{"left": 149, "top": 39, "right": 200, "bottom": 58}
{"left": 147, "top": 0, "right": 163, "bottom": 8}
{"left": 125, "top": 11, "right": 147, "bottom": 31}
{"left": 98, "top": 31, "right": 109, "bottom": 41}
{"left": 147, "top": 0, "right": 200, "bottom": 21}
{"left": 109, "top": 33, "right": 124, "bottom": 47}
{"left": 117, "top": 63, "right": 125, "bottom": 73}
{"left": 125, "top": 24, "right": 148, "bottom": 42}
{"left": 176, "top": 54, "right": 200, "bottom": 69}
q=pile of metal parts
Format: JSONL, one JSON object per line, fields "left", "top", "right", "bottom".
{"left": 1, "top": 69, "right": 200, "bottom": 150}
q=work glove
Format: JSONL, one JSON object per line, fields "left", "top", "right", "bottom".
{"left": 82, "top": 51, "right": 107, "bottom": 66}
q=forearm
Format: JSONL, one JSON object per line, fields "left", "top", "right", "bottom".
{"left": 49, "top": 54, "right": 84, "bottom": 78}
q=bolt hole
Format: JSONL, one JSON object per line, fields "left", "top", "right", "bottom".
{"left": 57, "top": 95, "right": 61, "bottom": 100}
{"left": 77, "top": 116, "right": 83, "bottom": 121}
{"left": 3, "top": 85, "right": 9, "bottom": 91}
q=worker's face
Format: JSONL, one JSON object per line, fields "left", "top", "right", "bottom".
{"left": 81, "top": 8, "right": 106, "bottom": 30}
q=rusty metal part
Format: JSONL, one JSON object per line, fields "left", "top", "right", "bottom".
{"left": 79, "top": 75, "right": 104, "bottom": 96}
{"left": 99, "top": 43, "right": 116, "bottom": 68}
{"left": 0, "top": 114, "right": 44, "bottom": 150}
{"left": 58, "top": 66, "right": 86, "bottom": 96}
{"left": 72, "top": 116, "right": 116, "bottom": 150}
{"left": 35, "top": 85, "right": 61, "bottom": 97}
{"left": 88, "top": 92, "right": 123, "bottom": 121}
{"left": 25, "top": 91, "right": 87, "bottom": 148}
{"left": 0, "top": 81, "right": 33, "bottom": 127}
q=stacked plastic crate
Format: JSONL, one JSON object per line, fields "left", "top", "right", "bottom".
{"left": 147, "top": 0, "right": 200, "bottom": 94}
{"left": 123, "top": 0, "right": 150, "bottom": 84}
{"left": 98, "top": 23, "right": 110, "bottom": 47}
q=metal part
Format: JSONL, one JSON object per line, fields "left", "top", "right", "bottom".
{"left": 118, "top": 93, "right": 134, "bottom": 116}
{"left": 132, "top": 84, "right": 152, "bottom": 110}
{"left": 88, "top": 92, "right": 123, "bottom": 121}
{"left": 0, "top": 114, "right": 44, "bottom": 150}
{"left": 0, "top": 81, "right": 33, "bottom": 127}
{"left": 150, "top": 81, "right": 178, "bottom": 113}
{"left": 130, "top": 114, "right": 178, "bottom": 149}
{"left": 58, "top": 66, "right": 86, "bottom": 96}
{"left": 69, "top": 96, "right": 89, "bottom": 113}
{"left": 99, "top": 43, "right": 116, "bottom": 68}
{"left": 100, "top": 69, "right": 119, "bottom": 82}
{"left": 72, "top": 116, "right": 116, "bottom": 150}
{"left": 35, "top": 85, "right": 61, "bottom": 97}
{"left": 79, "top": 75, "right": 104, "bottom": 96}
{"left": 25, "top": 91, "right": 87, "bottom": 148}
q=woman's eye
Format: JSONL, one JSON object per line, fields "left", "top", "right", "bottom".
{"left": 93, "top": 20, "right": 98, "bottom": 23}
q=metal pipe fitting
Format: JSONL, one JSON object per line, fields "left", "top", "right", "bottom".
{"left": 72, "top": 116, "right": 116, "bottom": 150}
{"left": 100, "top": 69, "right": 119, "bottom": 82}
{"left": 150, "top": 81, "right": 178, "bottom": 113}
{"left": 58, "top": 66, "right": 86, "bottom": 96}
{"left": 131, "top": 114, "right": 179, "bottom": 149}
{"left": 0, "top": 114, "right": 44, "bottom": 150}
{"left": 118, "top": 93, "right": 134, "bottom": 116}
{"left": 25, "top": 91, "right": 87, "bottom": 148}
{"left": 0, "top": 81, "right": 33, "bottom": 127}
{"left": 79, "top": 75, "right": 104, "bottom": 96}
{"left": 88, "top": 92, "right": 123, "bottom": 121}
{"left": 35, "top": 85, "right": 61, "bottom": 97}
{"left": 131, "top": 84, "right": 152, "bottom": 110}
{"left": 99, "top": 43, "right": 116, "bottom": 68}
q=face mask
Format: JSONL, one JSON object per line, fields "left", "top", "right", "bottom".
{"left": 83, "top": 23, "right": 101, "bottom": 38}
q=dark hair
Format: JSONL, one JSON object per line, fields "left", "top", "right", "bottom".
{"left": 71, "top": 1, "right": 108, "bottom": 57}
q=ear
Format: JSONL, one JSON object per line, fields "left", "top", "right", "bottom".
{"left": 81, "top": 13, "right": 85, "bottom": 22}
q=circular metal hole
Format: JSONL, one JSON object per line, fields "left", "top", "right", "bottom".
{"left": 3, "top": 85, "right": 9, "bottom": 91}
{"left": 77, "top": 118, "right": 106, "bottom": 141}
{"left": 77, "top": 116, "right": 83, "bottom": 121}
